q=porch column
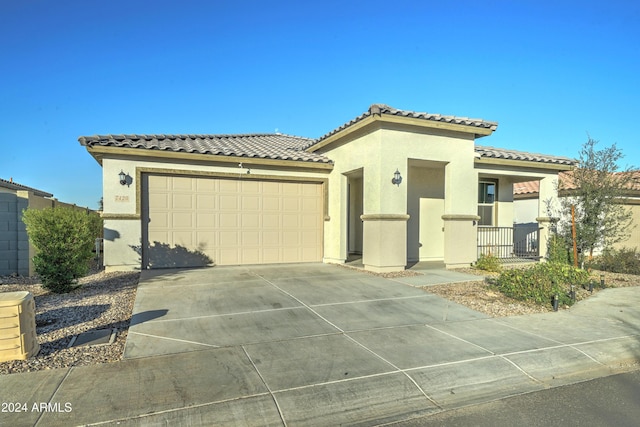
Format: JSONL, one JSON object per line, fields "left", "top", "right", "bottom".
{"left": 442, "top": 214, "right": 480, "bottom": 268}
{"left": 536, "top": 216, "right": 558, "bottom": 261}
{"left": 360, "top": 214, "right": 409, "bottom": 273}
{"left": 537, "top": 176, "right": 559, "bottom": 260}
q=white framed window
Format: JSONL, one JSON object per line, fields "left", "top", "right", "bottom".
{"left": 478, "top": 180, "right": 497, "bottom": 226}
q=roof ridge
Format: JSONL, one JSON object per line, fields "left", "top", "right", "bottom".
{"left": 307, "top": 104, "right": 499, "bottom": 148}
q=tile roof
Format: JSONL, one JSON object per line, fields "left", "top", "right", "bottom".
{"left": 0, "top": 178, "right": 53, "bottom": 197}
{"left": 475, "top": 146, "right": 576, "bottom": 166}
{"left": 78, "top": 134, "right": 332, "bottom": 164}
{"left": 513, "top": 181, "right": 540, "bottom": 195}
{"left": 310, "top": 104, "right": 499, "bottom": 146}
{"left": 513, "top": 171, "right": 640, "bottom": 196}
{"left": 78, "top": 106, "right": 574, "bottom": 170}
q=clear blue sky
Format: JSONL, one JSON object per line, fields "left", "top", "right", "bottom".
{"left": 2, "top": 0, "right": 639, "bottom": 209}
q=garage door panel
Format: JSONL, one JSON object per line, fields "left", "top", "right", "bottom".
{"left": 219, "top": 213, "right": 238, "bottom": 227}
{"left": 262, "top": 181, "right": 280, "bottom": 194}
{"left": 172, "top": 231, "right": 194, "bottom": 247}
{"left": 196, "top": 213, "right": 215, "bottom": 227}
{"left": 219, "top": 195, "right": 239, "bottom": 210}
{"left": 241, "top": 213, "right": 260, "bottom": 227}
{"left": 283, "top": 198, "right": 299, "bottom": 211}
{"left": 148, "top": 193, "right": 169, "bottom": 209}
{"left": 144, "top": 175, "right": 322, "bottom": 268}
{"left": 263, "top": 214, "right": 280, "bottom": 228}
{"left": 219, "top": 231, "right": 239, "bottom": 246}
{"left": 242, "top": 231, "right": 260, "bottom": 246}
{"left": 218, "top": 180, "right": 239, "bottom": 193}
{"left": 196, "top": 194, "right": 216, "bottom": 209}
{"left": 171, "top": 212, "right": 194, "bottom": 228}
{"left": 172, "top": 176, "right": 194, "bottom": 191}
{"left": 262, "top": 196, "right": 280, "bottom": 211}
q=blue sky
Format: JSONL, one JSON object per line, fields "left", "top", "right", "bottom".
{"left": 1, "top": 0, "right": 639, "bottom": 209}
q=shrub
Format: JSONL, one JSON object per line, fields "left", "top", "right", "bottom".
{"left": 547, "top": 234, "right": 571, "bottom": 265}
{"left": 475, "top": 253, "right": 502, "bottom": 272}
{"left": 22, "top": 207, "right": 103, "bottom": 293}
{"left": 588, "top": 247, "right": 640, "bottom": 275}
{"left": 495, "top": 262, "right": 590, "bottom": 306}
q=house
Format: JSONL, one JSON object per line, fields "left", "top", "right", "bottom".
{"left": 79, "top": 104, "right": 575, "bottom": 273}
{"left": 514, "top": 171, "right": 640, "bottom": 251}
{"left": 0, "top": 178, "right": 84, "bottom": 276}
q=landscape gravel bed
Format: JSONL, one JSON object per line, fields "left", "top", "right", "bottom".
{"left": 0, "top": 271, "right": 139, "bottom": 375}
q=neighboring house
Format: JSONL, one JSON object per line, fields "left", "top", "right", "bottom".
{"left": 79, "top": 104, "right": 574, "bottom": 273}
{"left": 514, "top": 171, "right": 640, "bottom": 252}
{"left": 0, "top": 179, "right": 54, "bottom": 276}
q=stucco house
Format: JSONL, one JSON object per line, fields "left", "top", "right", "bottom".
{"left": 514, "top": 171, "right": 640, "bottom": 252}
{"left": 79, "top": 104, "right": 574, "bottom": 273}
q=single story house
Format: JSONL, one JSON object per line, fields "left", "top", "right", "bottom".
{"left": 514, "top": 171, "right": 640, "bottom": 251}
{"left": 80, "top": 104, "right": 575, "bottom": 273}
{"left": 0, "top": 178, "right": 84, "bottom": 276}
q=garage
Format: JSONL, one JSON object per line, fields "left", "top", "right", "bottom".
{"left": 142, "top": 174, "right": 324, "bottom": 269}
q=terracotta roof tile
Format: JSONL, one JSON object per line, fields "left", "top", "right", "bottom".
{"left": 310, "top": 104, "right": 499, "bottom": 146}
{"left": 475, "top": 146, "right": 575, "bottom": 166}
{"left": 78, "top": 134, "right": 332, "bottom": 164}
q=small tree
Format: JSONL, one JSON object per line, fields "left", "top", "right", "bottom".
{"left": 22, "top": 207, "right": 103, "bottom": 293}
{"left": 555, "top": 137, "right": 636, "bottom": 261}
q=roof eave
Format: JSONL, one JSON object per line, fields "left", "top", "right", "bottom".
{"left": 84, "top": 145, "right": 334, "bottom": 170}
{"left": 475, "top": 157, "right": 575, "bottom": 171}
{"left": 307, "top": 113, "right": 496, "bottom": 153}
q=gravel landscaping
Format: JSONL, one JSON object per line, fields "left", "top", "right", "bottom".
{"left": 0, "top": 270, "right": 138, "bottom": 375}
{"left": 1, "top": 264, "right": 638, "bottom": 375}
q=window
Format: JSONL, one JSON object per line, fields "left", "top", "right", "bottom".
{"left": 478, "top": 181, "right": 496, "bottom": 226}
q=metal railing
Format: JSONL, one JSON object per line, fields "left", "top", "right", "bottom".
{"left": 477, "top": 224, "right": 540, "bottom": 261}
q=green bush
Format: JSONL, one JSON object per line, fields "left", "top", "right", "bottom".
{"left": 547, "top": 234, "right": 571, "bottom": 265}
{"left": 22, "top": 207, "right": 102, "bottom": 293}
{"left": 588, "top": 247, "right": 640, "bottom": 275}
{"left": 495, "top": 262, "right": 590, "bottom": 306}
{"left": 475, "top": 253, "right": 502, "bottom": 272}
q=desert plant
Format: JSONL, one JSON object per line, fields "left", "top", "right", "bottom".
{"left": 495, "top": 262, "right": 589, "bottom": 306}
{"left": 22, "top": 207, "right": 103, "bottom": 293}
{"left": 588, "top": 247, "right": 640, "bottom": 275}
{"left": 475, "top": 253, "right": 502, "bottom": 272}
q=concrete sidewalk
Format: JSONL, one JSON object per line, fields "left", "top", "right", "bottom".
{"left": 2, "top": 264, "right": 639, "bottom": 426}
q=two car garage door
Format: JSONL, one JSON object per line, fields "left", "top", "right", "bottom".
{"left": 142, "top": 174, "right": 324, "bottom": 269}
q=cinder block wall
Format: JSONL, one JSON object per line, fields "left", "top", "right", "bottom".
{"left": 0, "top": 193, "right": 29, "bottom": 276}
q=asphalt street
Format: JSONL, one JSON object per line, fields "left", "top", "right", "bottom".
{"left": 392, "top": 369, "right": 640, "bottom": 427}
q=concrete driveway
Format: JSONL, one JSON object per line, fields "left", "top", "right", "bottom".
{"left": 124, "top": 264, "right": 487, "bottom": 359}
{"left": 8, "top": 263, "right": 639, "bottom": 426}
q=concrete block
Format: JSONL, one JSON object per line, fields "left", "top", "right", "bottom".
{"left": 0, "top": 259, "right": 9, "bottom": 275}
{"left": 0, "top": 250, "right": 15, "bottom": 261}
{"left": 0, "top": 212, "right": 14, "bottom": 222}
{"left": 17, "top": 240, "right": 29, "bottom": 251}
{"left": 0, "top": 240, "right": 8, "bottom": 251}
{"left": 1, "top": 231, "right": 17, "bottom": 244}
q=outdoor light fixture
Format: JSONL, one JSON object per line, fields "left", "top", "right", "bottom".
{"left": 119, "top": 170, "right": 131, "bottom": 187}
{"left": 392, "top": 169, "right": 402, "bottom": 186}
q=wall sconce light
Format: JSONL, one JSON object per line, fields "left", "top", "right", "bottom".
{"left": 392, "top": 169, "right": 402, "bottom": 186}
{"left": 119, "top": 170, "right": 132, "bottom": 187}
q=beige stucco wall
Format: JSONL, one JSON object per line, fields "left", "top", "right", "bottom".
{"left": 101, "top": 156, "right": 329, "bottom": 271}
{"left": 319, "top": 123, "right": 478, "bottom": 270}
